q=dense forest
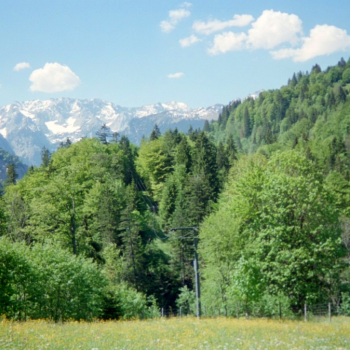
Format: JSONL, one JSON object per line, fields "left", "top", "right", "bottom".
{"left": 1, "top": 58, "right": 350, "bottom": 321}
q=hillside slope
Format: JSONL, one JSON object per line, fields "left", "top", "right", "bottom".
{"left": 209, "top": 57, "right": 350, "bottom": 173}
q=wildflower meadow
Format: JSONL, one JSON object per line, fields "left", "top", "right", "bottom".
{"left": 0, "top": 316, "right": 349, "bottom": 350}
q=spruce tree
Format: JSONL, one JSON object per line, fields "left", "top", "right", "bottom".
{"left": 41, "top": 146, "right": 51, "bottom": 167}
{"left": 5, "top": 163, "right": 18, "bottom": 185}
{"left": 216, "top": 141, "right": 229, "bottom": 171}
{"left": 150, "top": 124, "right": 161, "bottom": 140}
{"left": 203, "top": 120, "right": 210, "bottom": 132}
{"left": 119, "top": 182, "right": 144, "bottom": 290}
{"left": 112, "top": 131, "right": 120, "bottom": 143}
{"left": 119, "top": 136, "right": 136, "bottom": 185}
{"left": 96, "top": 124, "right": 112, "bottom": 144}
{"left": 191, "top": 132, "right": 219, "bottom": 200}
{"left": 175, "top": 137, "right": 192, "bottom": 172}
{"left": 59, "top": 137, "right": 72, "bottom": 148}
{"left": 226, "top": 135, "right": 237, "bottom": 165}
{"left": 159, "top": 174, "right": 177, "bottom": 228}
{"left": 243, "top": 107, "right": 251, "bottom": 138}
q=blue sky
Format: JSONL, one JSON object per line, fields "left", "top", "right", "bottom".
{"left": 1, "top": 0, "right": 350, "bottom": 108}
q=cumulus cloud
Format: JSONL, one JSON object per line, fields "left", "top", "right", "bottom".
{"left": 208, "top": 32, "right": 247, "bottom": 55}
{"left": 168, "top": 72, "right": 184, "bottom": 79}
{"left": 160, "top": 7, "right": 191, "bottom": 33}
{"left": 29, "top": 63, "right": 81, "bottom": 93}
{"left": 208, "top": 10, "right": 303, "bottom": 55}
{"left": 193, "top": 14, "right": 254, "bottom": 35}
{"left": 179, "top": 35, "right": 201, "bottom": 47}
{"left": 13, "top": 62, "right": 31, "bottom": 71}
{"left": 247, "top": 10, "right": 302, "bottom": 49}
{"left": 271, "top": 25, "right": 350, "bottom": 62}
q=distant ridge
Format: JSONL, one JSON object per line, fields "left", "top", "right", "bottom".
{"left": 0, "top": 98, "right": 223, "bottom": 165}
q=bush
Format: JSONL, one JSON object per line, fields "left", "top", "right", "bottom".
{"left": 0, "top": 238, "right": 107, "bottom": 321}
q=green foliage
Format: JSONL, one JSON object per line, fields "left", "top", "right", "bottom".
{"left": 136, "top": 138, "right": 173, "bottom": 199}
{"left": 112, "top": 283, "right": 158, "bottom": 319}
{"left": 3, "top": 58, "right": 350, "bottom": 321}
{"left": 200, "top": 151, "right": 346, "bottom": 309}
{"left": 339, "top": 292, "right": 350, "bottom": 315}
{"left": 5, "top": 163, "right": 18, "bottom": 186}
{"left": 230, "top": 257, "right": 265, "bottom": 308}
{"left": 0, "top": 237, "right": 106, "bottom": 321}
{"left": 41, "top": 146, "right": 51, "bottom": 167}
{"left": 150, "top": 124, "right": 161, "bottom": 141}
{"left": 176, "top": 286, "right": 196, "bottom": 314}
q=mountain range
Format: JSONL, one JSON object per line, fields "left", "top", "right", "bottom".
{"left": 0, "top": 98, "right": 223, "bottom": 165}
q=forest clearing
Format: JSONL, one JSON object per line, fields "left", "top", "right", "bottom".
{"left": 0, "top": 317, "right": 349, "bottom": 350}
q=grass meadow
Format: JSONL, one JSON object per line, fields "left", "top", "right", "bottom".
{"left": 0, "top": 317, "right": 349, "bottom": 350}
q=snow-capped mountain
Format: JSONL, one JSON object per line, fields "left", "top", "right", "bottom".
{"left": 0, "top": 98, "right": 223, "bottom": 165}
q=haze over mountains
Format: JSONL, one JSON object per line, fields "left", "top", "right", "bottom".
{"left": 0, "top": 98, "right": 223, "bottom": 165}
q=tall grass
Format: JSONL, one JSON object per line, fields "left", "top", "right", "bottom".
{"left": 0, "top": 316, "right": 349, "bottom": 349}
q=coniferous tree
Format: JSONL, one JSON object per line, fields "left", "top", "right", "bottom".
{"left": 216, "top": 141, "right": 229, "bottom": 172}
{"left": 159, "top": 175, "right": 178, "bottom": 228}
{"left": 150, "top": 124, "right": 161, "bottom": 141}
{"left": 119, "top": 135, "right": 136, "bottom": 185}
{"left": 5, "top": 163, "right": 18, "bottom": 185}
{"left": 191, "top": 132, "right": 219, "bottom": 200}
{"left": 216, "top": 141, "right": 230, "bottom": 189}
{"left": 175, "top": 137, "right": 192, "bottom": 173}
{"left": 95, "top": 183, "right": 123, "bottom": 248}
{"left": 119, "top": 182, "right": 144, "bottom": 290}
{"left": 172, "top": 128, "right": 182, "bottom": 145}
{"left": 226, "top": 135, "right": 237, "bottom": 165}
{"left": 59, "top": 137, "right": 72, "bottom": 148}
{"left": 41, "top": 146, "right": 51, "bottom": 167}
{"left": 312, "top": 64, "right": 321, "bottom": 73}
{"left": 289, "top": 73, "right": 297, "bottom": 87}
{"left": 203, "top": 120, "right": 210, "bottom": 132}
{"left": 243, "top": 107, "right": 251, "bottom": 138}
{"left": 112, "top": 131, "right": 120, "bottom": 143}
{"left": 96, "top": 124, "right": 112, "bottom": 144}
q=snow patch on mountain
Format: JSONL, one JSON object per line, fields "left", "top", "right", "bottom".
{"left": 0, "top": 127, "right": 7, "bottom": 138}
{"left": 45, "top": 118, "right": 80, "bottom": 135}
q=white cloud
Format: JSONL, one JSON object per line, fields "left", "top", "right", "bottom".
{"left": 207, "top": 10, "right": 303, "bottom": 55}
{"left": 208, "top": 32, "right": 247, "bottom": 55}
{"left": 29, "top": 62, "right": 81, "bottom": 93}
{"left": 160, "top": 21, "right": 175, "bottom": 33}
{"left": 271, "top": 25, "right": 350, "bottom": 62}
{"left": 160, "top": 7, "right": 191, "bottom": 33}
{"left": 14, "top": 62, "right": 31, "bottom": 71}
{"left": 168, "top": 72, "right": 184, "bottom": 79}
{"left": 181, "top": 2, "right": 192, "bottom": 8}
{"left": 179, "top": 35, "right": 201, "bottom": 47}
{"left": 169, "top": 9, "right": 190, "bottom": 22}
{"left": 193, "top": 14, "right": 254, "bottom": 35}
{"left": 247, "top": 10, "right": 302, "bottom": 49}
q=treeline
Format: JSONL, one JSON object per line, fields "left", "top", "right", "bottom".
{"left": 1, "top": 58, "right": 350, "bottom": 320}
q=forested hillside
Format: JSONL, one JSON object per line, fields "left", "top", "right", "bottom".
{"left": 208, "top": 57, "right": 350, "bottom": 171}
{"left": 1, "top": 58, "right": 350, "bottom": 321}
